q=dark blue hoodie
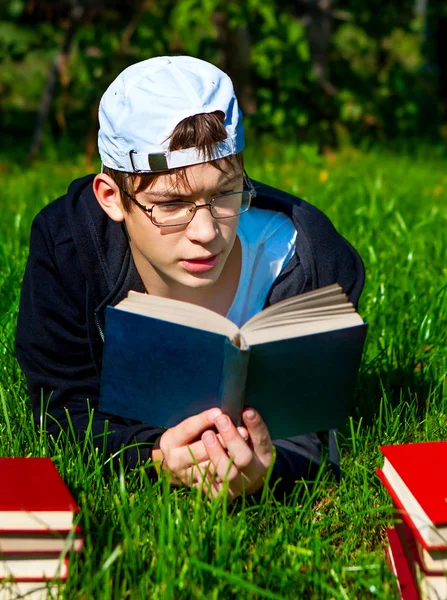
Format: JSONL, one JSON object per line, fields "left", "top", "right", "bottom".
{"left": 16, "top": 175, "right": 364, "bottom": 492}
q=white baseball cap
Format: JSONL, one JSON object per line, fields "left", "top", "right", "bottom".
{"left": 98, "top": 55, "right": 245, "bottom": 173}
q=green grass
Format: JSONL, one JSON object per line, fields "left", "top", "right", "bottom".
{"left": 0, "top": 145, "right": 446, "bottom": 598}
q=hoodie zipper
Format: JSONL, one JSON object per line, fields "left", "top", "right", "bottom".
{"left": 94, "top": 312, "right": 105, "bottom": 342}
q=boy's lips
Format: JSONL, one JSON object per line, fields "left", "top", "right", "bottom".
{"left": 180, "top": 254, "right": 220, "bottom": 273}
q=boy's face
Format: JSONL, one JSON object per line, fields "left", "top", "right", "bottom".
{"left": 122, "top": 160, "right": 244, "bottom": 297}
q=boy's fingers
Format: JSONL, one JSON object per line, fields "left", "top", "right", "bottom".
{"left": 201, "top": 430, "right": 241, "bottom": 484}
{"left": 162, "top": 422, "right": 250, "bottom": 476}
{"left": 181, "top": 440, "right": 210, "bottom": 466}
{"left": 185, "top": 459, "right": 214, "bottom": 486}
{"left": 213, "top": 415, "right": 255, "bottom": 471}
{"left": 176, "top": 426, "right": 250, "bottom": 469}
{"left": 193, "top": 477, "right": 221, "bottom": 499}
{"left": 242, "top": 409, "right": 273, "bottom": 461}
{"left": 237, "top": 426, "right": 249, "bottom": 441}
{"left": 213, "top": 414, "right": 267, "bottom": 483}
{"left": 167, "top": 408, "right": 222, "bottom": 446}
{"left": 217, "top": 427, "right": 249, "bottom": 447}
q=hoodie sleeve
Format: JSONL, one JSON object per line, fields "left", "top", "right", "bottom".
{"left": 15, "top": 213, "right": 165, "bottom": 471}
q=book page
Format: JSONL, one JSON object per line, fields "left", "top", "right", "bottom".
{"left": 243, "top": 304, "right": 355, "bottom": 331}
{"left": 115, "top": 284, "right": 361, "bottom": 347}
{"left": 244, "top": 313, "right": 363, "bottom": 345}
{"left": 242, "top": 283, "right": 348, "bottom": 329}
{"left": 116, "top": 292, "right": 239, "bottom": 339}
{"left": 244, "top": 313, "right": 352, "bottom": 333}
{"left": 241, "top": 283, "right": 363, "bottom": 343}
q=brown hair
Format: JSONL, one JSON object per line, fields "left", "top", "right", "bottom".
{"left": 103, "top": 111, "right": 244, "bottom": 212}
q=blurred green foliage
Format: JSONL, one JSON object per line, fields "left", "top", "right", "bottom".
{"left": 0, "top": 0, "right": 446, "bottom": 153}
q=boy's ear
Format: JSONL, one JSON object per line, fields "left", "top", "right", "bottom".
{"left": 93, "top": 173, "right": 125, "bottom": 222}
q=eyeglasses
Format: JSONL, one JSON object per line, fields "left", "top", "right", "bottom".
{"left": 119, "top": 174, "right": 256, "bottom": 228}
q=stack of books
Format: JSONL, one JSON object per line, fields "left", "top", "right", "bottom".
{"left": 377, "top": 442, "right": 447, "bottom": 600}
{"left": 0, "top": 458, "right": 83, "bottom": 600}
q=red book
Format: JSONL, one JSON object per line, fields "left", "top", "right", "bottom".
{"left": 0, "top": 458, "right": 79, "bottom": 532}
{"left": 377, "top": 442, "right": 447, "bottom": 550}
{"left": 386, "top": 528, "right": 420, "bottom": 600}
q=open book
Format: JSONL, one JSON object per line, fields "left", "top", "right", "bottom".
{"left": 99, "top": 284, "right": 367, "bottom": 438}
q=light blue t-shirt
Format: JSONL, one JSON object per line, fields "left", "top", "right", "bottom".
{"left": 226, "top": 207, "right": 297, "bottom": 327}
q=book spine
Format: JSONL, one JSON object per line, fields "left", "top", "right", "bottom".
{"left": 218, "top": 338, "right": 250, "bottom": 427}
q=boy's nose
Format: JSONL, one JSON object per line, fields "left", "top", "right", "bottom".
{"left": 185, "top": 203, "right": 219, "bottom": 244}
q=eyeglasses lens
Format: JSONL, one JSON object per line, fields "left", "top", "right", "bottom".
{"left": 152, "top": 203, "right": 195, "bottom": 226}
{"left": 211, "top": 191, "right": 251, "bottom": 219}
{"left": 152, "top": 191, "right": 251, "bottom": 226}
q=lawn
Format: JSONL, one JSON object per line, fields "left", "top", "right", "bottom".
{"left": 0, "top": 145, "right": 446, "bottom": 599}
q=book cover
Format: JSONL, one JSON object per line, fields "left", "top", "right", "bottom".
{"left": 99, "top": 305, "right": 367, "bottom": 438}
{"left": 386, "top": 527, "right": 421, "bottom": 600}
{"left": 378, "top": 442, "right": 447, "bottom": 550}
{"left": 0, "top": 458, "right": 78, "bottom": 532}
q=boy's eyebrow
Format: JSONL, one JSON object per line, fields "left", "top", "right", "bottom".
{"left": 142, "top": 174, "right": 242, "bottom": 199}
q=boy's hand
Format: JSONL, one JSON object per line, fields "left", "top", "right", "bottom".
{"left": 197, "top": 408, "right": 274, "bottom": 501}
{"left": 154, "top": 408, "right": 248, "bottom": 487}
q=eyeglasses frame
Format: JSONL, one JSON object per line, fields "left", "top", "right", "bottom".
{"left": 118, "top": 171, "right": 257, "bottom": 228}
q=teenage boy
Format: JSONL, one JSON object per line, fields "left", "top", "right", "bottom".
{"left": 16, "top": 56, "right": 364, "bottom": 500}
